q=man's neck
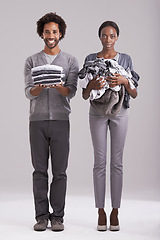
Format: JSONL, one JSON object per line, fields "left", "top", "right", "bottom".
{"left": 43, "top": 45, "right": 61, "bottom": 55}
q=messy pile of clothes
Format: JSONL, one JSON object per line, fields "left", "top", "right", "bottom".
{"left": 79, "top": 58, "right": 134, "bottom": 116}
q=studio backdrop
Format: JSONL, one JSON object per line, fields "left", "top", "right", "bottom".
{"left": 0, "top": 0, "right": 159, "bottom": 202}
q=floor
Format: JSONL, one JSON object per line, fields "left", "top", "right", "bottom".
{"left": 0, "top": 193, "right": 160, "bottom": 240}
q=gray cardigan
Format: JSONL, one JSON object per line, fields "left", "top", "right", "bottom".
{"left": 24, "top": 51, "right": 79, "bottom": 121}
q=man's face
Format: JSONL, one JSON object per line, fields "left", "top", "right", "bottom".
{"left": 42, "top": 22, "right": 62, "bottom": 49}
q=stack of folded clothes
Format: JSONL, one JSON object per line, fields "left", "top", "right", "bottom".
{"left": 31, "top": 64, "right": 65, "bottom": 86}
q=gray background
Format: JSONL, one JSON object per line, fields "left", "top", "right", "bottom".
{"left": 0, "top": 0, "right": 160, "bottom": 202}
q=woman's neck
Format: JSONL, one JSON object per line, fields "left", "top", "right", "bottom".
{"left": 97, "top": 49, "right": 117, "bottom": 59}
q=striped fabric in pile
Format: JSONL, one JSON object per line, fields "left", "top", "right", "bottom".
{"left": 31, "top": 64, "right": 65, "bottom": 86}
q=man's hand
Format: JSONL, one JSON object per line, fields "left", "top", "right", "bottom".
{"left": 30, "top": 84, "right": 47, "bottom": 96}
{"left": 50, "top": 83, "right": 70, "bottom": 97}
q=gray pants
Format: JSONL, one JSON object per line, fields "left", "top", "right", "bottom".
{"left": 29, "top": 120, "right": 69, "bottom": 221}
{"left": 89, "top": 108, "right": 128, "bottom": 209}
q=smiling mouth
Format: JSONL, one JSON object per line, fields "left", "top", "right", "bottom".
{"left": 47, "top": 39, "right": 55, "bottom": 44}
{"left": 106, "top": 44, "right": 112, "bottom": 48}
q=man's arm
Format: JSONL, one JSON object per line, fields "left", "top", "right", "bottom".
{"left": 30, "top": 85, "right": 47, "bottom": 96}
{"left": 63, "top": 56, "right": 79, "bottom": 99}
{"left": 24, "top": 57, "right": 39, "bottom": 100}
{"left": 50, "top": 84, "right": 70, "bottom": 96}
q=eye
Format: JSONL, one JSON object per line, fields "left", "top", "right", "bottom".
{"left": 102, "top": 34, "right": 106, "bottom": 39}
{"left": 111, "top": 35, "right": 115, "bottom": 39}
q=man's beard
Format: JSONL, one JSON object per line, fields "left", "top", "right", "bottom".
{"left": 44, "top": 38, "right": 59, "bottom": 49}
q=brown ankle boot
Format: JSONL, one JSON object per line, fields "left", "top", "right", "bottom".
{"left": 97, "top": 208, "right": 107, "bottom": 231}
{"left": 110, "top": 208, "right": 120, "bottom": 231}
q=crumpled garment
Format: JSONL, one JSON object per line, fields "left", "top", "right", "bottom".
{"left": 90, "top": 85, "right": 125, "bottom": 117}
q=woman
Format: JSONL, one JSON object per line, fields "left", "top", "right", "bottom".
{"left": 80, "top": 21, "right": 139, "bottom": 231}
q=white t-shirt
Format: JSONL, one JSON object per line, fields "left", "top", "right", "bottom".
{"left": 43, "top": 52, "right": 57, "bottom": 64}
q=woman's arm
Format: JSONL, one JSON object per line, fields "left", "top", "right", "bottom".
{"left": 82, "top": 77, "right": 106, "bottom": 100}
{"left": 106, "top": 74, "right": 137, "bottom": 98}
{"left": 123, "top": 77, "right": 137, "bottom": 98}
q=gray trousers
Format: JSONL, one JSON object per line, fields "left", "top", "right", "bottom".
{"left": 29, "top": 120, "right": 69, "bottom": 221}
{"left": 89, "top": 108, "right": 128, "bottom": 209}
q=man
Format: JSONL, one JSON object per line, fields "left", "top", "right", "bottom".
{"left": 24, "top": 12, "right": 79, "bottom": 232}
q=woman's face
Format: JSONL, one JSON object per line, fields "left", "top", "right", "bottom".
{"left": 100, "top": 26, "right": 118, "bottom": 50}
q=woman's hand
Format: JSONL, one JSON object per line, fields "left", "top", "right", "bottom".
{"left": 89, "top": 76, "right": 106, "bottom": 90}
{"left": 106, "top": 74, "right": 127, "bottom": 88}
{"left": 106, "top": 73, "right": 137, "bottom": 98}
{"left": 82, "top": 76, "right": 106, "bottom": 100}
